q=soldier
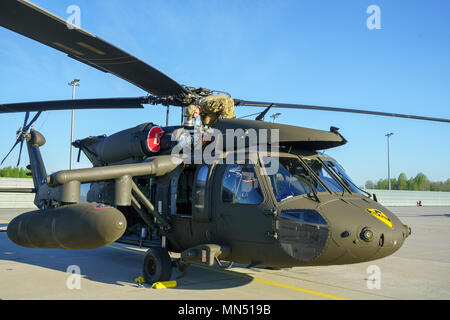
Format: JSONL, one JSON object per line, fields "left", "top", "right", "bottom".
{"left": 185, "top": 94, "right": 235, "bottom": 127}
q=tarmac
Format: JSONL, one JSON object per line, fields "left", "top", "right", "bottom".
{"left": 0, "top": 206, "right": 449, "bottom": 300}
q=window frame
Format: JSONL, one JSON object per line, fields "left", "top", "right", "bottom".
{"left": 299, "top": 156, "right": 347, "bottom": 195}
{"left": 321, "top": 159, "right": 369, "bottom": 197}
{"left": 258, "top": 152, "right": 330, "bottom": 203}
{"left": 192, "top": 164, "right": 211, "bottom": 221}
{"left": 220, "top": 162, "right": 265, "bottom": 206}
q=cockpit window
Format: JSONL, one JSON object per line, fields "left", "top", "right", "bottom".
{"left": 263, "top": 156, "right": 326, "bottom": 202}
{"left": 303, "top": 158, "right": 345, "bottom": 193}
{"left": 222, "top": 164, "right": 264, "bottom": 204}
{"left": 323, "top": 160, "right": 364, "bottom": 195}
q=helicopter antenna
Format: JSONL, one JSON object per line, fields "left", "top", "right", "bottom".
{"left": 255, "top": 104, "right": 273, "bottom": 121}
{"left": 270, "top": 113, "right": 281, "bottom": 123}
{"left": 238, "top": 112, "right": 261, "bottom": 119}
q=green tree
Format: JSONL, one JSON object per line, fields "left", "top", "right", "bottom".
{"left": 0, "top": 166, "right": 32, "bottom": 178}
{"left": 397, "top": 173, "right": 408, "bottom": 190}
{"left": 365, "top": 180, "right": 376, "bottom": 189}
{"left": 376, "top": 179, "right": 388, "bottom": 190}
{"left": 413, "top": 173, "right": 430, "bottom": 191}
{"left": 366, "top": 174, "right": 449, "bottom": 191}
{"left": 391, "top": 178, "right": 398, "bottom": 190}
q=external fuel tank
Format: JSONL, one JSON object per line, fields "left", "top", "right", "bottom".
{"left": 7, "top": 203, "right": 127, "bottom": 250}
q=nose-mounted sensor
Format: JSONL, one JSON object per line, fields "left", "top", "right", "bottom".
{"left": 360, "top": 228, "right": 374, "bottom": 242}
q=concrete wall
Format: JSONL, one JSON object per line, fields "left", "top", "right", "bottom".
{"left": 0, "top": 178, "right": 37, "bottom": 209}
{"left": 365, "top": 189, "right": 450, "bottom": 206}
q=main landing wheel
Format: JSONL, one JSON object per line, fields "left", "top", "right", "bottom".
{"left": 142, "top": 247, "right": 172, "bottom": 284}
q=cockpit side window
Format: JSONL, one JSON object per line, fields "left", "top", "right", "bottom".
{"left": 221, "top": 164, "right": 264, "bottom": 205}
{"left": 263, "top": 156, "right": 326, "bottom": 202}
{"left": 323, "top": 161, "right": 365, "bottom": 195}
{"left": 303, "top": 158, "right": 345, "bottom": 193}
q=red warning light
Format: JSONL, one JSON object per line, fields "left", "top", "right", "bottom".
{"left": 146, "top": 126, "right": 164, "bottom": 153}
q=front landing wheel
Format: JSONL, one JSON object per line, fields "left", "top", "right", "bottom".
{"left": 143, "top": 247, "right": 172, "bottom": 284}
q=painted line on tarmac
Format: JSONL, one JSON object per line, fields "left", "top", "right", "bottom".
{"left": 0, "top": 221, "right": 9, "bottom": 232}
{"left": 107, "top": 244, "right": 348, "bottom": 300}
{"left": 192, "top": 263, "right": 348, "bottom": 300}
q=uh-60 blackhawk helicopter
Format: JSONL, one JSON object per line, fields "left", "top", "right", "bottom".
{"left": 1, "top": 0, "right": 449, "bottom": 285}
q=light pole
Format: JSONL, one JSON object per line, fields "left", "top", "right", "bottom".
{"left": 68, "top": 79, "right": 80, "bottom": 170}
{"left": 386, "top": 132, "right": 394, "bottom": 190}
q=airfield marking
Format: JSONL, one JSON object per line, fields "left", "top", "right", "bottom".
{"left": 107, "top": 244, "right": 348, "bottom": 300}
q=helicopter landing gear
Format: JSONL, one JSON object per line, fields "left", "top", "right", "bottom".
{"left": 215, "top": 257, "right": 234, "bottom": 269}
{"left": 142, "top": 247, "right": 172, "bottom": 284}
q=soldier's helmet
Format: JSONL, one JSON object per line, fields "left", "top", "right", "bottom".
{"left": 185, "top": 104, "right": 201, "bottom": 121}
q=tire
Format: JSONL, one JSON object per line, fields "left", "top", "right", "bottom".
{"left": 142, "top": 247, "right": 172, "bottom": 284}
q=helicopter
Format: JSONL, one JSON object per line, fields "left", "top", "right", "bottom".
{"left": 0, "top": 0, "right": 449, "bottom": 285}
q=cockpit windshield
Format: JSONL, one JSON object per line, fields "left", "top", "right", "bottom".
{"left": 262, "top": 156, "right": 326, "bottom": 202}
{"left": 323, "top": 160, "right": 365, "bottom": 195}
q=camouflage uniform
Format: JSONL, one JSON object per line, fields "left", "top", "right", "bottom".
{"left": 185, "top": 94, "right": 235, "bottom": 127}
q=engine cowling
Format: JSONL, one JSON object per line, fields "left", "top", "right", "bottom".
{"left": 75, "top": 123, "right": 173, "bottom": 165}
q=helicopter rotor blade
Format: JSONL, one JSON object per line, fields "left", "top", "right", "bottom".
{"left": 1, "top": 110, "right": 43, "bottom": 166}
{"left": 1, "top": 138, "right": 22, "bottom": 166}
{"left": 0, "top": 0, "right": 188, "bottom": 97}
{"left": 234, "top": 100, "right": 450, "bottom": 124}
{"left": 16, "top": 139, "right": 24, "bottom": 167}
{"left": 24, "top": 111, "right": 42, "bottom": 131}
{"left": 1, "top": 111, "right": 29, "bottom": 165}
{"left": 16, "top": 111, "right": 30, "bottom": 167}
{"left": 0, "top": 98, "right": 146, "bottom": 114}
{"left": 23, "top": 111, "right": 30, "bottom": 129}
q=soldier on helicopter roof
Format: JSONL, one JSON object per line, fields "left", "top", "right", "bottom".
{"left": 185, "top": 93, "right": 236, "bottom": 127}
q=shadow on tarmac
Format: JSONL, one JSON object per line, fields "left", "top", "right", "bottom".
{"left": 0, "top": 233, "right": 252, "bottom": 290}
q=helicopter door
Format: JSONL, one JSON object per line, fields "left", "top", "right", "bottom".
{"left": 212, "top": 162, "right": 273, "bottom": 245}
{"left": 192, "top": 165, "right": 210, "bottom": 222}
{"left": 167, "top": 164, "right": 213, "bottom": 248}
{"left": 171, "top": 165, "right": 195, "bottom": 216}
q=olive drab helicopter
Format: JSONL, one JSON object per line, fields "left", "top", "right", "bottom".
{"left": 1, "top": 0, "right": 449, "bottom": 284}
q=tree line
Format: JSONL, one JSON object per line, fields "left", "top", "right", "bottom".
{"left": 365, "top": 173, "right": 450, "bottom": 192}
{"left": 2, "top": 166, "right": 449, "bottom": 192}
{"left": 0, "top": 166, "right": 32, "bottom": 178}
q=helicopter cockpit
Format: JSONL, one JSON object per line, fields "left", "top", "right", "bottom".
{"left": 260, "top": 153, "right": 368, "bottom": 203}
{"left": 321, "top": 158, "right": 366, "bottom": 195}
{"left": 304, "top": 154, "right": 367, "bottom": 196}
{"left": 262, "top": 155, "right": 326, "bottom": 202}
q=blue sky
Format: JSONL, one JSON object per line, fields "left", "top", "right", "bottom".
{"left": 0, "top": 0, "right": 449, "bottom": 186}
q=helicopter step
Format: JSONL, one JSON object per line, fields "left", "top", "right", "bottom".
{"left": 141, "top": 244, "right": 231, "bottom": 284}
{"left": 116, "top": 235, "right": 161, "bottom": 248}
{"left": 180, "top": 244, "right": 231, "bottom": 267}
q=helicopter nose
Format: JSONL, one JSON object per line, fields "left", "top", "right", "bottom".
{"left": 316, "top": 201, "right": 411, "bottom": 264}
{"left": 370, "top": 220, "right": 411, "bottom": 260}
